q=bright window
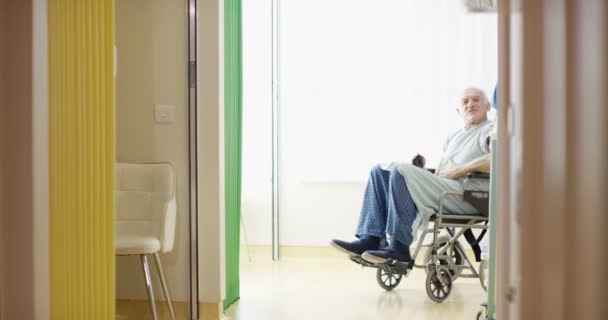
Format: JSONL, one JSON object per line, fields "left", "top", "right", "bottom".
{"left": 280, "top": 0, "right": 497, "bottom": 181}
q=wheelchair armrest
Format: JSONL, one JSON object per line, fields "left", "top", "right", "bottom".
{"left": 466, "top": 171, "right": 490, "bottom": 180}
{"left": 463, "top": 190, "right": 489, "bottom": 217}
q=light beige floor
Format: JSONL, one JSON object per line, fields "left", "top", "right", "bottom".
{"left": 115, "top": 300, "right": 188, "bottom": 320}
{"left": 225, "top": 246, "right": 486, "bottom": 320}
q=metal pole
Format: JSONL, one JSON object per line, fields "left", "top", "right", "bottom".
{"left": 271, "top": 0, "right": 281, "bottom": 261}
{"left": 187, "top": 0, "right": 200, "bottom": 318}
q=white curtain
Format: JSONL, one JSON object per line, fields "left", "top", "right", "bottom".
{"left": 241, "top": 0, "right": 497, "bottom": 245}
{"left": 280, "top": 0, "right": 497, "bottom": 182}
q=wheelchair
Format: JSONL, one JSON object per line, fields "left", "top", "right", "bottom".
{"left": 349, "top": 171, "right": 490, "bottom": 303}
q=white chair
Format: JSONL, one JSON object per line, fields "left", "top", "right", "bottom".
{"left": 115, "top": 163, "right": 177, "bottom": 320}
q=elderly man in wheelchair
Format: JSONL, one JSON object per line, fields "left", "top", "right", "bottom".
{"left": 331, "top": 87, "right": 493, "bottom": 302}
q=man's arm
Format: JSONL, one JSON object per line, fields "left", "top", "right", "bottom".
{"left": 437, "top": 154, "right": 491, "bottom": 180}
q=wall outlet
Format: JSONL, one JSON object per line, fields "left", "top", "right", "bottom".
{"left": 155, "top": 104, "right": 176, "bottom": 124}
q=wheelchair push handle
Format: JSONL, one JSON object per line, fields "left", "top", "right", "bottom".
{"left": 412, "top": 154, "right": 426, "bottom": 168}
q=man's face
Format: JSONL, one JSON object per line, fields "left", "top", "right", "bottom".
{"left": 458, "top": 88, "right": 490, "bottom": 127}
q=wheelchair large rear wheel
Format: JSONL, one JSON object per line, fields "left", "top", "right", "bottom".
{"left": 425, "top": 267, "right": 453, "bottom": 303}
{"left": 376, "top": 268, "right": 402, "bottom": 291}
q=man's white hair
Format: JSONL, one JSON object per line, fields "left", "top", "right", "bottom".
{"left": 463, "top": 87, "right": 489, "bottom": 104}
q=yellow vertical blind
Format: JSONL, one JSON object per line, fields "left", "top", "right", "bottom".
{"left": 48, "top": 0, "right": 115, "bottom": 318}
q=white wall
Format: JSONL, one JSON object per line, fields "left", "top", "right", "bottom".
{"left": 115, "top": 0, "right": 190, "bottom": 302}
{"left": 197, "top": 0, "right": 225, "bottom": 304}
{"left": 240, "top": 0, "right": 273, "bottom": 246}
{"left": 241, "top": 0, "right": 498, "bottom": 246}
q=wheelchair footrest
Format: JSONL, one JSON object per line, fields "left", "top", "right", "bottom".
{"left": 349, "top": 255, "right": 378, "bottom": 268}
{"left": 349, "top": 255, "right": 412, "bottom": 276}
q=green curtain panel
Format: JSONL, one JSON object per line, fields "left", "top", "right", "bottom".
{"left": 224, "top": 0, "right": 243, "bottom": 310}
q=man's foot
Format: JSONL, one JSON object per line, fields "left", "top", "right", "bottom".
{"left": 361, "top": 241, "right": 411, "bottom": 264}
{"left": 331, "top": 236, "right": 383, "bottom": 256}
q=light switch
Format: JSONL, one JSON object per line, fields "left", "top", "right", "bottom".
{"left": 155, "top": 104, "right": 176, "bottom": 124}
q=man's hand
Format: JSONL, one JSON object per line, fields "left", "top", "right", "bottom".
{"left": 437, "top": 154, "right": 491, "bottom": 180}
{"left": 437, "top": 161, "right": 467, "bottom": 180}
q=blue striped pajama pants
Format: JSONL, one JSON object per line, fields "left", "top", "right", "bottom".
{"left": 355, "top": 165, "right": 418, "bottom": 246}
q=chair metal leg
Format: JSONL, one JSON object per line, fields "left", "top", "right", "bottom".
{"left": 153, "top": 252, "right": 176, "bottom": 320}
{"left": 240, "top": 214, "right": 252, "bottom": 262}
{"left": 141, "top": 254, "right": 158, "bottom": 320}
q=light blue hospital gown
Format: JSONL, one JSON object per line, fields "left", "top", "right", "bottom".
{"left": 382, "top": 120, "right": 495, "bottom": 237}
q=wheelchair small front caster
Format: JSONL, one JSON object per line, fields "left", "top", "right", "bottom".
{"left": 425, "top": 266, "right": 453, "bottom": 302}
{"left": 476, "top": 302, "right": 488, "bottom": 320}
{"left": 376, "top": 267, "right": 402, "bottom": 291}
{"left": 478, "top": 259, "right": 488, "bottom": 292}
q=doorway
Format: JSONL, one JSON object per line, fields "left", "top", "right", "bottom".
{"left": 114, "top": 0, "right": 198, "bottom": 319}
